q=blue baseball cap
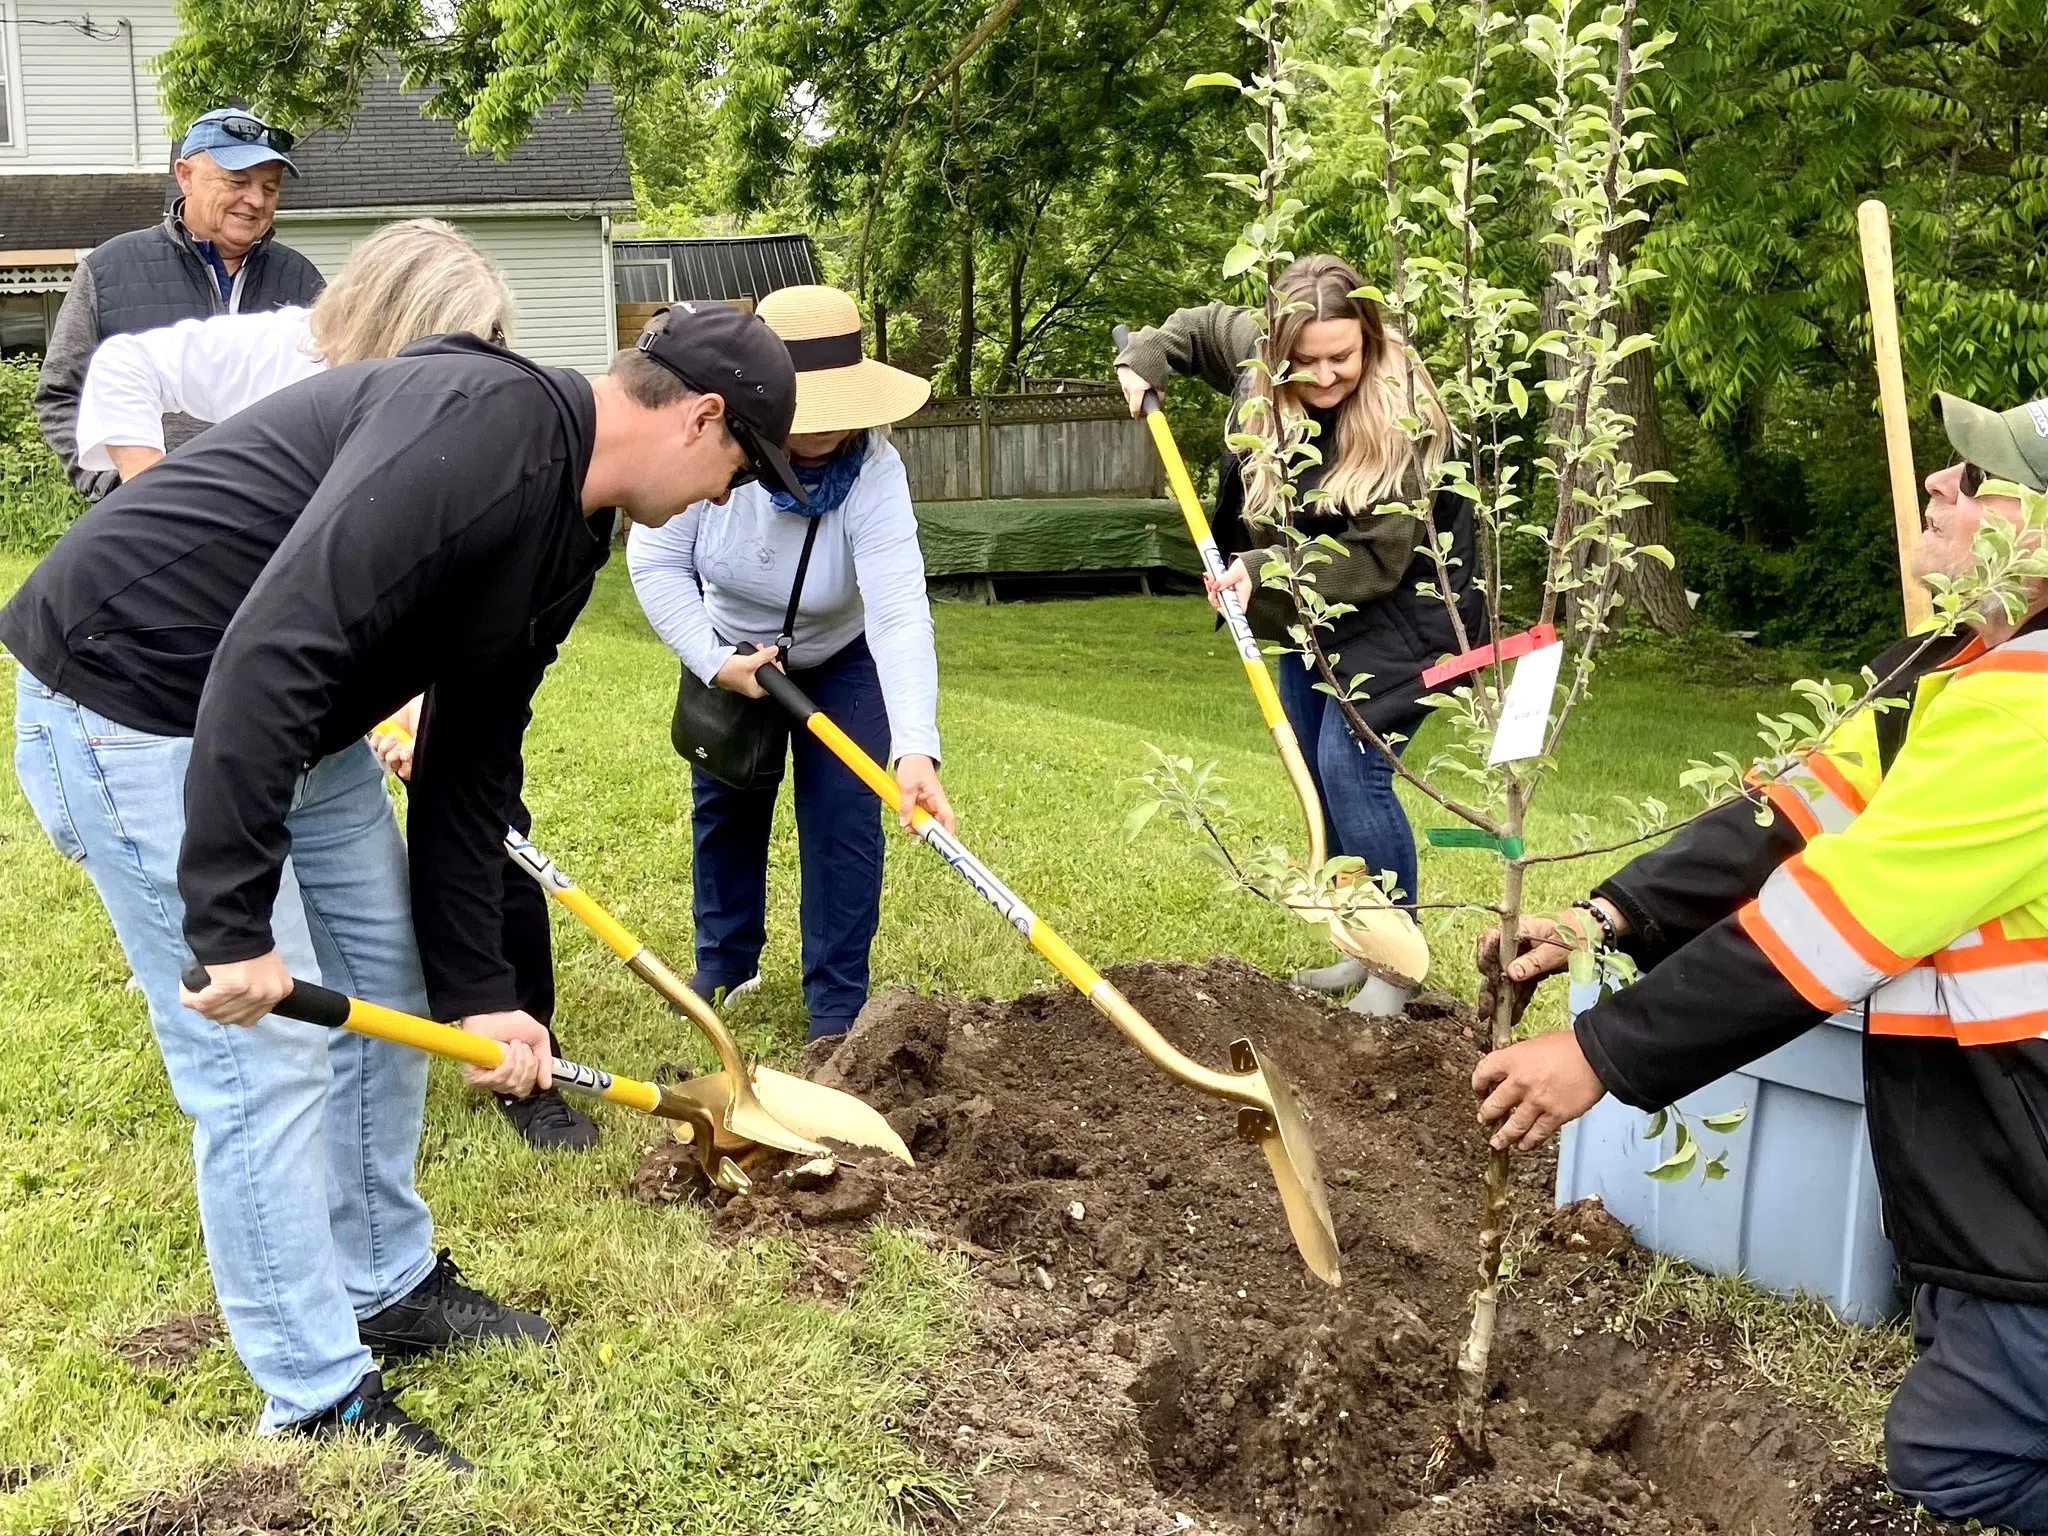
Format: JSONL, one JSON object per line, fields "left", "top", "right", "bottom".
{"left": 177, "top": 109, "right": 299, "bottom": 176}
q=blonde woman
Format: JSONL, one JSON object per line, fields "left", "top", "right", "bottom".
{"left": 76, "top": 217, "right": 515, "bottom": 480}
{"left": 71, "top": 222, "right": 593, "bottom": 1153}
{"left": 1116, "top": 254, "right": 1488, "bottom": 993}
{"left": 629, "top": 284, "right": 950, "bottom": 1042}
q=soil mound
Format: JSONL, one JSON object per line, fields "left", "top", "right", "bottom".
{"left": 112, "top": 1311, "right": 224, "bottom": 1374}
{"left": 638, "top": 958, "right": 1862, "bottom": 1534}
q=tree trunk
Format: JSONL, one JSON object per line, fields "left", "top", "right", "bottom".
{"left": 1000, "top": 242, "right": 1028, "bottom": 391}
{"left": 1611, "top": 289, "right": 1694, "bottom": 633}
{"left": 874, "top": 298, "right": 890, "bottom": 365}
{"left": 957, "top": 202, "right": 975, "bottom": 396}
{"left": 1540, "top": 228, "right": 1693, "bottom": 634}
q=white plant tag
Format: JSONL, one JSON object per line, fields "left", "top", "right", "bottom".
{"left": 1486, "top": 640, "right": 1564, "bottom": 765}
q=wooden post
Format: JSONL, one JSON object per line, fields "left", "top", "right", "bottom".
{"left": 1856, "top": 199, "right": 1935, "bottom": 633}
{"left": 978, "top": 396, "right": 994, "bottom": 500}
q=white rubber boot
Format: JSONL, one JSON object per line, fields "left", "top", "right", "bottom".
{"left": 1347, "top": 974, "right": 1420, "bottom": 1017}
{"left": 1291, "top": 956, "right": 1371, "bottom": 995}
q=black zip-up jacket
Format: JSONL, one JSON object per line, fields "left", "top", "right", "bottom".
{"left": 1574, "top": 618, "right": 2048, "bottom": 1302}
{"left": 0, "top": 334, "right": 611, "bottom": 1019}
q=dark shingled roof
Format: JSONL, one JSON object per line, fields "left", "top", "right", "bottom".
{"left": 285, "top": 72, "right": 632, "bottom": 212}
{"left": 614, "top": 236, "right": 820, "bottom": 303}
{"left": 0, "top": 175, "right": 169, "bottom": 250}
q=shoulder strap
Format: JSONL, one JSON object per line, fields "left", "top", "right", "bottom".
{"left": 776, "top": 514, "right": 824, "bottom": 661}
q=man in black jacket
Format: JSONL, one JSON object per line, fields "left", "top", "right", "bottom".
{"left": 2, "top": 302, "right": 803, "bottom": 1464}
{"left": 34, "top": 108, "right": 325, "bottom": 499}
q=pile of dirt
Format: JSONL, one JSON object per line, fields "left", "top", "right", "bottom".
{"left": 634, "top": 958, "right": 1869, "bottom": 1535}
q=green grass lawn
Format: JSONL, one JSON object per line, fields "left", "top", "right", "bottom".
{"left": 0, "top": 550, "right": 1882, "bottom": 1529}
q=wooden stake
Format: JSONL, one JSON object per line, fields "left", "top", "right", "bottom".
{"left": 1856, "top": 199, "right": 1935, "bottom": 632}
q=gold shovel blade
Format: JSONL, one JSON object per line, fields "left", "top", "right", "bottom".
{"left": 753, "top": 1066, "right": 915, "bottom": 1165}
{"left": 1230, "top": 1038, "right": 1341, "bottom": 1286}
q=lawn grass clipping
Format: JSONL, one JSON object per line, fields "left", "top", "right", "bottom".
{"left": 0, "top": 552, "right": 1887, "bottom": 1528}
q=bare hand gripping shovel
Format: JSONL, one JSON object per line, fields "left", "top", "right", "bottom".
{"left": 748, "top": 656, "right": 1341, "bottom": 1286}
{"left": 179, "top": 962, "right": 797, "bottom": 1190}
{"left": 360, "top": 718, "right": 912, "bottom": 1187}
{"left": 1113, "top": 324, "right": 1430, "bottom": 987}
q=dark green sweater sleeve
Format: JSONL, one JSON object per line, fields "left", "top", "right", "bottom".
{"left": 1115, "top": 303, "right": 1263, "bottom": 397}
{"left": 1244, "top": 507, "right": 1423, "bottom": 608}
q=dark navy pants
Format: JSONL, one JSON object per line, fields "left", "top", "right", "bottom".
{"left": 1275, "top": 656, "right": 1418, "bottom": 907}
{"left": 689, "top": 637, "right": 889, "bottom": 1040}
{"left": 1886, "top": 1285, "right": 2048, "bottom": 1533}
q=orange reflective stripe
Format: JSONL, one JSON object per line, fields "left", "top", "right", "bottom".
{"left": 1785, "top": 855, "right": 1913, "bottom": 975}
{"left": 1868, "top": 1011, "right": 1956, "bottom": 1039}
{"left": 1760, "top": 781, "right": 1822, "bottom": 840}
{"left": 1740, "top": 899, "right": 1848, "bottom": 1012}
{"left": 1936, "top": 932, "right": 2048, "bottom": 974}
{"left": 1952, "top": 1012, "right": 2048, "bottom": 1047}
{"left": 1959, "top": 651, "right": 2048, "bottom": 676}
{"left": 1802, "top": 751, "right": 1868, "bottom": 815}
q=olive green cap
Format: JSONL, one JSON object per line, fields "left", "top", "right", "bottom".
{"left": 1934, "top": 392, "right": 2048, "bottom": 494}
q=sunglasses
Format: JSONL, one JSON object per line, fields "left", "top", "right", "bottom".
{"left": 1959, "top": 461, "right": 1988, "bottom": 498}
{"left": 214, "top": 114, "right": 295, "bottom": 153}
{"left": 723, "top": 418, "right": 767, "bottom": 494}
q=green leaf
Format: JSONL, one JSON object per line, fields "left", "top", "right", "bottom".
{"left": 1120, "top": 800, "right": 1162, "bottom": 845}
{"left": 1702, "top": 1154, "right": 1730, "bottom": 1181}
{"left": 1646, "top": 1138, "right": 1699, "bottom": 1181}
{"left": 1700, "top": 1107, "right": 1749, "bottom": 1133}
{"left": 1507, "top": 377, "right": 1529, "bottom": 414}
{"left": 1185, "top": 72, "right": 1242, "bottom": 91}
{"left": 1643, "top": 1108, "right": 1668, "bottom": 1140}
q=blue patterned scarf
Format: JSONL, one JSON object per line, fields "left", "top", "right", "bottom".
{"left": 770, "top": 431, "right": 870, "bottom": 517}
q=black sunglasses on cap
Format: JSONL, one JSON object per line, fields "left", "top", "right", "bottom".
{"left": 215, "top": 114, "right": 296, "bottom": 153}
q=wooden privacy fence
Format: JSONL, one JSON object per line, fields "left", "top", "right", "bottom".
{"left": 614, "top": 296, "right": 754, "bottom": 350}
{"left": 891, "top": 392, "right": 1163, "bottom": 502}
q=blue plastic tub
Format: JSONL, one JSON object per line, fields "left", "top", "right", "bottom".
{"left": 1554, "top": 1009, "right": 1902, "bottom": 1323}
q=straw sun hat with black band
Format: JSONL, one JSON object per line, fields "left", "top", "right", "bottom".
{"left": 756, "top": 286, "right": 932, "bottom": 434}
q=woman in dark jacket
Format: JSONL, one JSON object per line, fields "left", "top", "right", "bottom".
{"left": 1116, "top": 253, "right": 1487, "bottom": 994}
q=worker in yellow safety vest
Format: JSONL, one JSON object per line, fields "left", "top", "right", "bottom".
{"left": 1472, "top": 388, "right": 2048, "bottom": 1532}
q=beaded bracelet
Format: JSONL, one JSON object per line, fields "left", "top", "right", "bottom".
{"left": 1571, "top": 898, "right": 1619, "bottom": 952}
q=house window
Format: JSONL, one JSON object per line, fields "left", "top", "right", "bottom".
{"left": 615, "top": 260, "right": 675, "bottom": 304}
{"left": 1, "top": 293, "right": 62, "bottom": 358}
{"left": 0, "top": 4, "right": 18, "bottom": 149}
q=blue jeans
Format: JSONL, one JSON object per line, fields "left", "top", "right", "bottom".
{"left": 1886, "top": 1286, "right": 2048, "bottom": 1533}
{"left": 690, "top": 638, "right": 890, "bottom": 1039}
{"left": 1275, "top": 656, "right": 1418, "bottom": 907}
{"left": 12, "top": 670, "right": 435, "bottom": 1430}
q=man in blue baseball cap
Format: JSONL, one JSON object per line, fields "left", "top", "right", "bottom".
{"left": 33, "top": 106, "right": 324, "bottom": 499}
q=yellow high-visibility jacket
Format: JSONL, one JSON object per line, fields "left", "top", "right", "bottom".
{"left": 1580, "top": 617, "right": 2048, "bottom": 1300}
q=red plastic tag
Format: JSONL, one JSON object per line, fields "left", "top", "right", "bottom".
{"left": 1420, "top": 623, "right": 1559, "bottom": 689}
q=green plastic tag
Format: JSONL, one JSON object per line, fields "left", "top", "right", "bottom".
{"left": 1425, "top": 827, "right": 1525, "bottom": 858}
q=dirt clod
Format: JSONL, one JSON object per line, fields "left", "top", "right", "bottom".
{"left": 112, "top": 1311, "right": 224, "bottom": 1374}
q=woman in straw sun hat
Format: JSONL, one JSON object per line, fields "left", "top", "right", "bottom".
{"left": 629, "top": 283, "right": 951, "bottom": 1042}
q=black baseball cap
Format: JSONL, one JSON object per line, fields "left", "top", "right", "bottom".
{"left": 634, "top": 302, "right": 806, "bottom": 503}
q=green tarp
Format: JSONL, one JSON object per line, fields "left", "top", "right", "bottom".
{"left": 912, "top": 498, "right": 1201, "bottom": 578}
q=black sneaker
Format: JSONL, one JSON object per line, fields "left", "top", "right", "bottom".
{"left": 495, "top": 1087, "right": 599, "bottom": 1151}
{"left": 358, "top": 1251, "right": 556, "bottom": 1358}
{"left": 286, "top": 1370, "right": 473, "bottom": 1473}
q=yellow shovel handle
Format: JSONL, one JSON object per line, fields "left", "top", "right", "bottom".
{"left": 754, "top": 665, "right": 1254, "bottom": 1106}
{"left": 1124, "top": 377, "right": 1326, "bottom": 869}
{"left": 179, "top": 965, "right": 666, "bottom": 1117}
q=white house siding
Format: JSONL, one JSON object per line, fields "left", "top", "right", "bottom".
{"left": 4, "top": 0, "right": 179, "bottom": 170}
{"left": 272, "top": 211, "right": 615, "bottom": 374}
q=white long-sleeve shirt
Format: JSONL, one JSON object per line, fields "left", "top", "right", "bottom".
{"left": 627, "top": 435, "right": 942, "bottom": 763}
{"left": 76, "top": 307, "right": 323, "bottom": 473}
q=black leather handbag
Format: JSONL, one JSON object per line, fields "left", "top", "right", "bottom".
{"left": 670, "top": 516, "right": 822, "bottom": 790}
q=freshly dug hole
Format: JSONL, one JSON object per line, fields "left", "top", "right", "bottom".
{"left": 638, "top": 958, "right": 1866, "bottom": 1534}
